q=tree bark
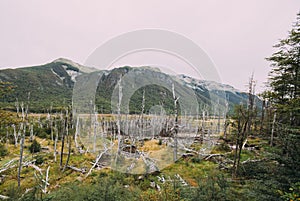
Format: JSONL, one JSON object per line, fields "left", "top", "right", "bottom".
{"left": 270, "top": 112, "right": 276, "bottom": 146}
{"left": 18, "top": 123, "right": 25, "bottom": 188}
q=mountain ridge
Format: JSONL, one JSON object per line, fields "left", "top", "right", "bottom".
{"left": 0, "top": 58, "right": 258, "bottom": 113}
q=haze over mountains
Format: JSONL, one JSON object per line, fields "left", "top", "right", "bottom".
{"left": 0, "top": 58, "right": 257, "bottom": 113}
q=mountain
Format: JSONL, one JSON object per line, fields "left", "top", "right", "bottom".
{"left": 177, "top": 74, "right": 253, "bottom": 110}
{"left": 0, "top": 59, "right": 259, "bottom": 113}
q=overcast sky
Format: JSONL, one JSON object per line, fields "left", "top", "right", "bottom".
{"left": 0, "top": 1, "right": 299, "bottom": 92}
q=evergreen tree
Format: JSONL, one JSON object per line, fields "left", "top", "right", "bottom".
{"left": 266, "top": 12, "right": 300, "bottom": 182}
{"left": 267, "top": 13, "right": 300, "bottom": 126}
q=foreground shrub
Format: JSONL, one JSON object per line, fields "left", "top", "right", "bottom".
{"left": 0, "top": 143, "right": 8, "bottom": 157}
{"left": 29, "top": 139, "right": 41, "bottom": 153}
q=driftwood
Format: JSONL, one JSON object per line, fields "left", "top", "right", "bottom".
{"left": 0, "top": 159, "right": 17, "bottom": 173}
{"left": 33, "top": 165, "right": 51, "bottom": 194}
{"left": 18, "top": 126, "right": 25, "bottom": 188}
{"left": 181, "top": 146, "right": 198, "bottom": 155}
{"left": 140, "top": 152, "right": 159, "bottom": 173}
{"left": 0, "top": 159, "right": 38, "bottom": 174}
{"left": 175, "top": 174, "right": 188, "bottom": 186}
{"left": 241, "top": 158, "right": 266, "bottom": 164}
{"left": 43, "top": 166, "right": 50, "bottom": 194}
{"left": 67, "top": 165, "right": 86, "bottom": 173}
{"left": 89, "top": 162, "right": 107, "bottom": 169}
{"left": 0, "top": 195, "right": 9, "bottom": 199}
{"left": 157, "top": 175, "right": 166, "bottom": 183}
{"left": 204, "top": 154, "right": 224, "bottom": 160}
{"left": 85, "top": 147, "right": 109, "bottom": 178}
{"left": 27, "top": 163, "right": 42, "bottom": 175}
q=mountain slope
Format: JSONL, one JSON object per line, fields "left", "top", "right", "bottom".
{"left": 0, "top": 59, "right": 258, "bottom": 113}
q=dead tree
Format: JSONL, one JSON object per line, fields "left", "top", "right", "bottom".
{"left": 44, "top": 166, "right": 50, "bottom": 194}
{"left": 247, "top": 74, "right": 256, "bottom": 134}
{"left": 260, "top": 98, "right": 266, "bottom": 135}
{"left": 60, "top": 110, "right": 67, "bottom": 169}
{"left": 223, "top": 98, "right": 229, "bottom": 139}
{"left": 85, "top": 145, "right": 110, "bottom": 178}
{"left": 116, "top": 78, "right": 122, "bottom": 156}
{"left": 232, "top": 105, "right": 248, "bottom": 178}
{"left": 18, "top": 96, "right": 29, "bottom": 188}
{"left": 74, "top": 115, "right": 80, "bottom": 150}
{"left": 270, "top": 112, "right": 276, "bottom": 146}
{"left": 12, "top": 124, "right": 17, "bottom": 147}
{"left": 17, "top": 123, "right": 25, "bottom": 188}
{"left": 54, "top": 123, "right": 58, "bottom": 162}
{"left": 140, "top": 89, "right": 145, "bottom": 139}
{"left": 63, "top": 124, "right": 72, "bottom": 172}
{"left": 93, "top": 105, "right": 98, "bottom": 153}
{"left": 172, "top": 83, "right": 179, "bottom": 161}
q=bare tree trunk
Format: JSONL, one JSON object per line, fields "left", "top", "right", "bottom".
{"left": 29, "top": 123, "right": 34, "bottom": 142}
{"left": 93, "top": 106, "right": 98, "bottom": 153}
{"left": 44, "top": 166, "right": 50, "bottom": 193}
{"left": 60, "top": 111, "right": 66, "bottom": 169}
{"left": 270, "top": 112, "right": 276, "bottom": 147}
{"left": 260, "top": 99, "right": 266, "bottom": 135}
{"left": 12, "top": 124, "right": 17, "bottom": 147}
{"left": 18, "top": 123, "right": 25, "bottom": 188}
{"left": 172, "top": 83, "right": 179, "bottom": 161}
{"left": 116, "top": 78, "right": 122, "bottom": 156}
{"left": 247, "top": 74, "right": 255, "bottom": 134}
{"left": 201, "top": 110, "right": 205, "bottom": 143}
{"left": 237, "top": 124, "right": 248, "bottom": 173}
{"left": 63, "top": 133, "right": 71, "bottom": 172}
{"left": 74, "top": 116, "right": 79, "bottom": 149}
{"left": 85, "top": 147, "right": 108, "bottom": 178}
{"left": 232, "top": 107, "right": 248, "bottom": 178}
{"left": 54, "top": 124, "right": 58, "bottom": 162}
{"left": 17, "top": 95, "right": 29, "bottom": 188}
{"left": 140, "top": 89, "right": 145, "bottom": 140}
{"left": 223, "top": 120, "right": 229, "bottom": 140}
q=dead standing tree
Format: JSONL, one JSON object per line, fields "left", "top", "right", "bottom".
{"left": 172, "top": 83, "right": 179, "bottom": 161}
{"left": 116, "top": 78, "right": 123, "bottom": 156}
{"left": 62, "top": 106, "right": 73, "bottom": 172}
{"left": 232, "top": 105, "right": 248, "bottom": 178}
{"left": 18, "top": 92, "right": 30, "bottom": 188}
{"left": 247, "top": 74, "right": 256, "bottom": 135}
{"left": 60, "top": 107, "right": 72, "bottom": 170}
{"left": 59, "top": 111, "right": 65, "bottom": 169}
{"left": 232, "top": 75, "right": 256, "bottom": 177}
{"left": 140, "top": 89, "right": 145, "bottom": 140}
{"left": 17, "top": 122, "right": 25, "bottom": 188}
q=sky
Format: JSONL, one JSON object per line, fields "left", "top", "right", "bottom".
{"left": 0, "top": 0, "right": 299, "bottom": 93}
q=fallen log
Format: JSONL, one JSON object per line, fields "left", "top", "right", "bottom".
{"left": 85, "top": 148, "right": 108, "bottom": 178}
{"left": 67, "top": 165, "right": 86, "bottom": 173}
{"left": 204, "top": 154, "right": 224, "bottom": 160}
{"left": 0, "top": 194, "right": 9, "bottom": 199}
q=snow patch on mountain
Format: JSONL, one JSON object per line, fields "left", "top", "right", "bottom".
{"left": 53, "top": 58, "right": 98, "bottom": 73}
{"left": 177, "top": 74, "right": 241, "bottom": 94}
{"left": 51, "top": 68, "right": 65, "bottom": 81}
{"left": 66, "top": 70, "right": 81, "bottom": 82}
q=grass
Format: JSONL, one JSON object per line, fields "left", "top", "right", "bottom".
{"left": 0, "top": 111, "right": 279, "bottom": 200}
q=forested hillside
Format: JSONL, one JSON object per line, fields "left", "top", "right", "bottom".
{"left": 0, "top": 59, "right": 255, "bottom": 114}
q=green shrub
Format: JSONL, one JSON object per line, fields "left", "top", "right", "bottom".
{"left": 29, "top": 139, "right": 41, "bottom": 153}
{"left": 191, "top": 157, "right": 201, "bottom": 163}
{"left": 0, "top": 143, "right": 8, "bottom": 157}
{"left": 35, "top": 155, "right": 44, "bottom": 165}
{"left": 214, "top": 141, "right": 231, "bottom": 153}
